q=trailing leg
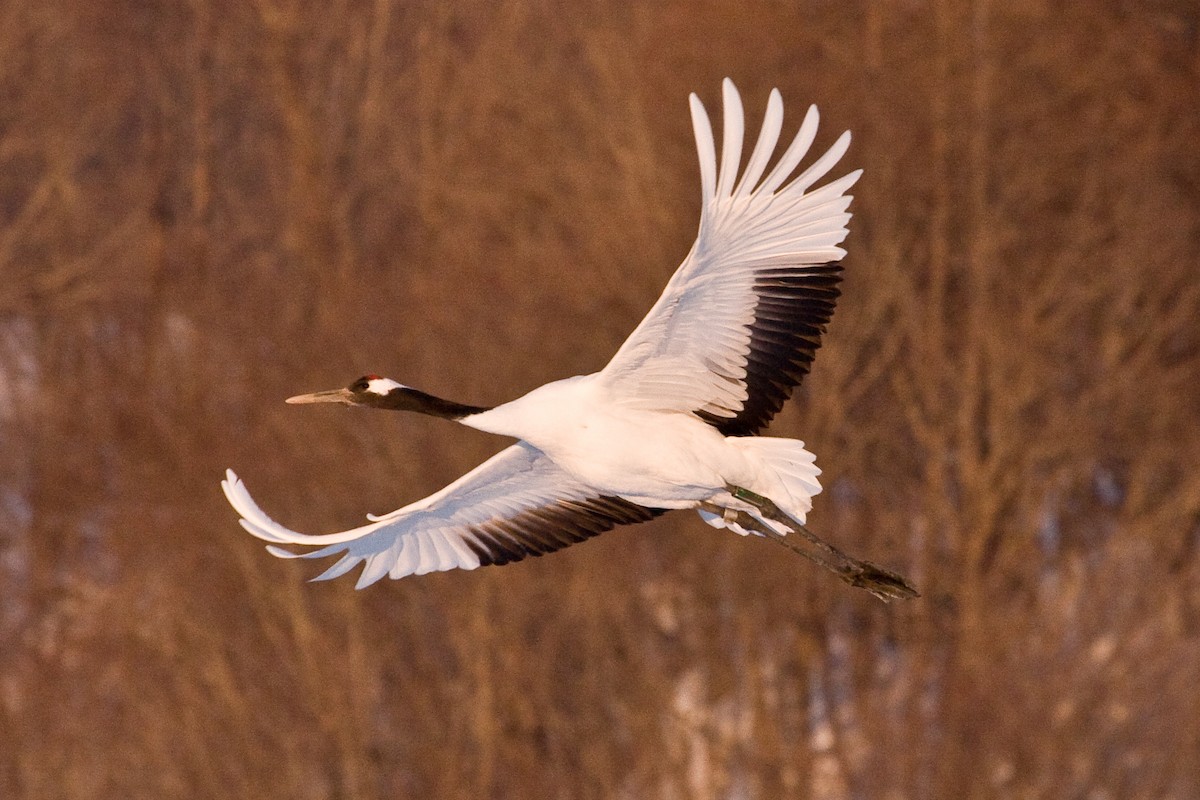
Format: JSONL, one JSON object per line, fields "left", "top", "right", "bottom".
{"left": 703, "top": 485, "right": 919, "bottom": 603}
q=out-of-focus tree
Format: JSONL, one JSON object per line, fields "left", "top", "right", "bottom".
{"left": 1, "top": 1, "right": 1196, "bottom": 798}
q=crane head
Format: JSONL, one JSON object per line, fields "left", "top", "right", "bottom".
{"left": 286, "top": 375, "right": 404, "bottom": 407}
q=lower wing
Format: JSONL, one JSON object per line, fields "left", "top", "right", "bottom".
{"left": 222, "top": 442, "right": 663, "bottom": 589}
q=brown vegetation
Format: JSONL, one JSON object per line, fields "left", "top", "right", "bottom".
{"left": 2, "top": 1, "right": 1198, "bottom": 797}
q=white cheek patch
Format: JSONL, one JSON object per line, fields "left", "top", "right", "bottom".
{"left": 366, "top": 377, "right": 406, "bottom": 396}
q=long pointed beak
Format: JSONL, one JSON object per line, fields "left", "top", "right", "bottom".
{"left": 286, "top": 388, "right": 354, "bottom": 405}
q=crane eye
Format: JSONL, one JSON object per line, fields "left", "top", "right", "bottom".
{"left": 350, "top": 377, "right": 372, "bottom": 393}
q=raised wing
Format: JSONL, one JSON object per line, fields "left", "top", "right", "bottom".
{"left": 222, "top": 443, "right": 661, "bottom": 589}
{"left": 599, "top": 79, "right": 859, "bottom": 435}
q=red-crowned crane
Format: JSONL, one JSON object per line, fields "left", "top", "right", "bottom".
{"left": 222, "top": 79, "right": 917, "bottom": 601}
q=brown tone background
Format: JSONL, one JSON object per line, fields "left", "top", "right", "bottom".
{"left": 2, "top": 1, "right": 1198, "bottom": 797}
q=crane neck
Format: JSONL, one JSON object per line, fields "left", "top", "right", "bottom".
{"left": 376, "top": 386, "right": 492, "bottom": 421}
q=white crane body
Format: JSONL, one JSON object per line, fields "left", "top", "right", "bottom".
{"left": 461, "top": 372, "right": 813, "bottom": 512}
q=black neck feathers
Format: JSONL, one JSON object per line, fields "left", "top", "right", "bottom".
{"left": 372, "top": 387, "right": 491, "bottom": 421}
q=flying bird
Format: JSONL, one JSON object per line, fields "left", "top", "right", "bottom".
{"left": 222, "top": 79, "right": 917, "bottom": 601}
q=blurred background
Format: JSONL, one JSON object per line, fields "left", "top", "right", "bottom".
{"left": 2, "top": 1, "right": 1198, "bottom": 797}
